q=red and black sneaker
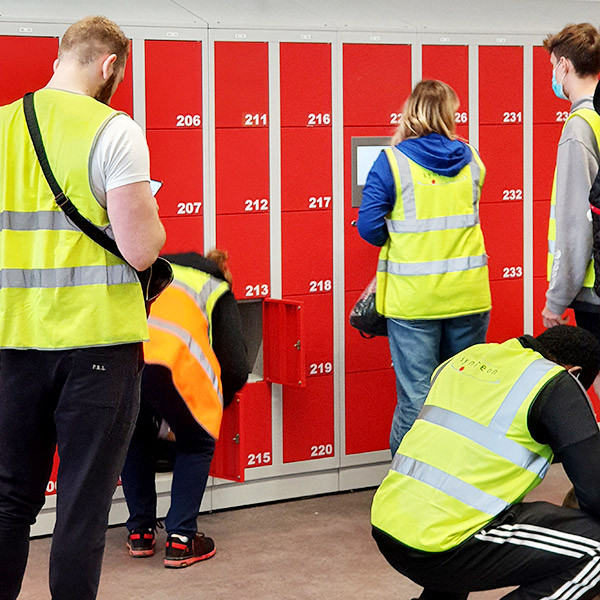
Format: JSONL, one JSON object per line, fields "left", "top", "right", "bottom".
{"left": 127, "top": 528, "right": 156, "bottom": 558}
{"left": 164, "top": 533, "right": 215, "bottom": 568}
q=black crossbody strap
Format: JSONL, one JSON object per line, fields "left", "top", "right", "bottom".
{"left": 22, "top": 92, "right": 124, "bottom": 261}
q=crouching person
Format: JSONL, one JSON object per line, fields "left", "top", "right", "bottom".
{"left": 121, "top": 251, "right": 249, "bottom": 568}
{"left": 372, "top": 325, "right": 600, "bottom": 600}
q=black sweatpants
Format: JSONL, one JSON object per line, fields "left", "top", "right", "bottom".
{"left": 0, "top": 345, "right": 142, "bottom": 600}
{"left": 373, "top": 501, "right": 600, "bottom": 600}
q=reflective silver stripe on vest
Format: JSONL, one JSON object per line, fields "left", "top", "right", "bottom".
{"left": 0, "top": 264, "right": 138, "bottom": 288}
{"left": 419, "top": 405, "right": 550, "bottom": 477}
{"left": 386, "top": 146, "right": 481, "bottom": 234}
{"left": 0, "top": 210, "right": 78, "bottom": 231}
{"left": 391, "top": 356, "right": 558, "bottom": 513}
{"left": 148, "top": 315, "right": 223, "bottom": 406}
{"left": 548, "top": 239, "right": 555, "bottom": 254}
{"left": 550, "top": 205, "right": 556, "bottom": 220}
{"left": 171, "top": 276, "right": 225, "bottom": 340}
{"left": 378, "top": 254, "right": 487, "bottom": 276}
{"left": 0, "top": 210, "right": 115, "bottom": 238}
{"left": 489, "top": 358, "right": 557, "bottom": 434}
{"left": 391, "top": 454, "right": 509, "bottom": 516}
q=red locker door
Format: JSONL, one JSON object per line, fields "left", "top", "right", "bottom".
{"left": 263, "top": 299, "right": 306, "bottom": 387}
{"left": 210, "top": 381, "right": 273, "bottom": 482}
{"left": 422, "top": 45, "right": 469, "bottom": 135}
{"left": 283, "top": 293, "right": 333, "bottom": 378}
{"left": 533, "top": 200, "right": 550, "bottom": 279}
{"left": 345, "top": 369, "right": 396, "bottom": 455}
{"left": 479, "top": 46, "right": 523, "bottom": 125}
{"left": 345, "top": 289, "right": 392, "bottom": 373}
{"left": 0, "top": 36, "right": 58, "bottom": 105}
{"left": 145, "top": 40, "right": 202, "bottom": 130}
{"left": 161, "top": 216, "right": 203, "bottom": 254}
{"left": 478, "top": 125, "right": 523, "bottom": 203}
{"left": 281, "top": 127, "right": 332, "bottom": 212}
{"left": 281, "top": 211, "right": 332, "bottom": 296}
{"left": 280, "top": 42, "right": 331, "bottom": 128}
{"left": 215, "top": 128, "right": 269, "bottom": 215}
{"left": 343, "top": 44, "right": 411, "bottom": 127}
{"left": 533, "top": 124, "right": 561, "bottom": 201}
{"left": 45, "top": 449, "right": 59, "bottom": 496}
{"left": 215, "top": 42, "right": 269, "bottom": 128}
{"left": 479, "top": 202, "right": 523, "bottom": 282}
{"left": 487, "top": 279, "right": 524, "bottom": 342}
{"left": 282, "top": 375, "right": 334, "bottom": 463}
{"left": 147, "top": 129, "right": 203, "bottom": 218}
{"left": 216, "top": 213, "right": 270, "bottom": 299}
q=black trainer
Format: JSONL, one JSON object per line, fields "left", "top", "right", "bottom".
{"left": 164, "top": 533, "right": 215, "bottom": 568}
{"left": 127, "top": 528, "right": 156, "bottom": 558}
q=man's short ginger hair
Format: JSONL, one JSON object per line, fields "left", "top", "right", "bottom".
{"left": 59, "top": 16, "right": 130, "bottom": 72}
{"left": 543, "top": 23, "right": 600, "bottom": 76}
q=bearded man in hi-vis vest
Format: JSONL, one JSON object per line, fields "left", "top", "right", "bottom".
{"left": 372, "top": 325, "right": 600, "bottom": 600}
{"left": 0, "top": 16, "right": 165, "bottom": 600}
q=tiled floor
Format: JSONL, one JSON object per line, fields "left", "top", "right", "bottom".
{"left": 18, "top": 463, "right": 571, "bottom": 599}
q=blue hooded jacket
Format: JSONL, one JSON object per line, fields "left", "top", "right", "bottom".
{"left": 357, "top": 133, "right": 473, "bottom": 246}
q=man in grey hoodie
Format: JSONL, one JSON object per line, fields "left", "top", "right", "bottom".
{"left": 542, "top": 24, "right": 600, "bottom": 393}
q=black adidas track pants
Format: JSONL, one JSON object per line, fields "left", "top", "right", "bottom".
{"left": 373, "top": 501, "right": 600, "bottom": 600}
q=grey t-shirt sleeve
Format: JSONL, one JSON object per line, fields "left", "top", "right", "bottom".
{"left": 546, "top": 109, "right": 599, "bottom": 314}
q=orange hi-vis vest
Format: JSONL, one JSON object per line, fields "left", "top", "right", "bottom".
{"left": 144, "top": 263, "right": 230, "bottom": 439}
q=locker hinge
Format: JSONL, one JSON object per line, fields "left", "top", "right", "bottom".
{"left": 294, "top": 340, "right": 301, "bottom": 351}
{"left": 233, "top": 433, "right": 240, "bottom": 444}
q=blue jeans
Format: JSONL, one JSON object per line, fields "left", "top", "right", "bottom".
{"left": 387, "top": 311, "right": 490, "bottom": 456}
{"left": 121, "top": 364, "right": 215, "bottom": 538}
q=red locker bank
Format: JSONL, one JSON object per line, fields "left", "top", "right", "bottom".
{"left": 0, "top": 1, "right": 591, "bottom": 536}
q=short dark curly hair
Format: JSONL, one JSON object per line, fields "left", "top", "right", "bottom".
{"left": 535, "top": 325, "right": 600, "bottom": 390}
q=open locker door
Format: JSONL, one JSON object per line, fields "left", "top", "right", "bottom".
{"left": 210, "top": 299, "right": 305, "bottom": 482}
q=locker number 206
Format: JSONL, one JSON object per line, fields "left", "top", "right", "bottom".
{"left": 176, "top": 114, "right": 201, "bottom": 127}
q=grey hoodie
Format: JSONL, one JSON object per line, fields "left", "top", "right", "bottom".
{"left": 547, "top": 96, "right": 600, "bottom": 314}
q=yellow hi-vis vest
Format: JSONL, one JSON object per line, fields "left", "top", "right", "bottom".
{"left": 371, "top": 338, "right": 564, "bottom": 552}
{"left": 376, "top": 145, "right": 491, "bottom": 320}
{"left": 0, "top": 89, "right": 148, "bottom": 349}
{"left": 143, "top": 264, "right": 230, "bottom": 439}
{"left": 547, "top": 108, "right": 600, "bottom": 289}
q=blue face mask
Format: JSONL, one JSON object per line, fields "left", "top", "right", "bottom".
{"left": 552, "top": 65, "right": 568, "bottom": 100}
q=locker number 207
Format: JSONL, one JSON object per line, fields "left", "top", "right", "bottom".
{"left": 177, "top": 202, "right": 202, "bottom": 214}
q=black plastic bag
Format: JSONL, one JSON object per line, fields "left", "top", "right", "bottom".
{"left": 349, "top": 277, "right": 388, "bottom": 337}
